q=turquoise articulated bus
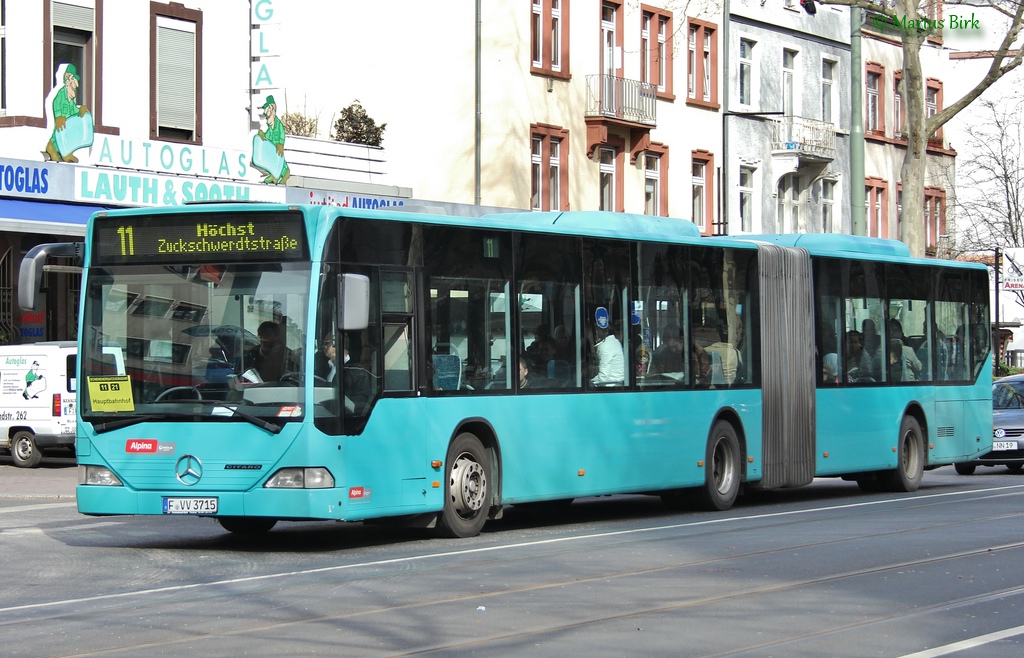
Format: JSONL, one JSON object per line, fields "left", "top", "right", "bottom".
{"left": 19, "top": 204, "right": 992, "bottom": 536}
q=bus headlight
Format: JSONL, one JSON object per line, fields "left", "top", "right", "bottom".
{"left": 79, "top": 465, "right": 123, "bottom": 486}
{"left": 264, "top": 468, "right": 335, "bottom": 489}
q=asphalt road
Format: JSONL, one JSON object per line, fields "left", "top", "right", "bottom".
{"left": 2, "top": 460, "right": 1024, "bottom": 657}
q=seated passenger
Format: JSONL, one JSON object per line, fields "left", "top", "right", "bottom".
{"left": 651, "top": 324, "right": 686, "bottom": 374}
{"left": 591, "top": 326, "right": 624, "bottom": 386}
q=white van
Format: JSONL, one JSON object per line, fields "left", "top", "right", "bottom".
{"left": 0, "top": 341, "right": 78, "bottom": 468}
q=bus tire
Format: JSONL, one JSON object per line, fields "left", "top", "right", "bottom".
{"left": 954, "top": 462, "right": 977, "bottom": 476}
{"left": 695, "top": 421, "right": 742, "bottom": 511}
{"left": 882, "top": 416, "right": 925, "bottom": 492}
{"left": 437, "top": 432, "right": 491, "bottom": 538}
{"left": 11, "top": 431, "right": 43, "bottom": 468}
{"left": 217, "top": 516, "right": 277, "bottom": 534}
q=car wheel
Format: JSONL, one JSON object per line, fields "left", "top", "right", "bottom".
{"left": 954, "top": 462, "right": 976, "bottom": 475}
{"left": 11, "top": 431, "right": 43, "bottom": 468}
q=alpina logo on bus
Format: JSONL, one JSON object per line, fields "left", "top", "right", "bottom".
{"left": 126, "top": 439, "right": 157, "bottom": 453}
{"left": 349, "top": 487, "right": 365, "bottom": 499}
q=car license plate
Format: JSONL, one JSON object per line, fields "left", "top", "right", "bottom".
{"left": 993, "top": 441, "right": 1018, "bottom": 451}
{"left": 163, "top": 497, "right": 218, "bottom": 514}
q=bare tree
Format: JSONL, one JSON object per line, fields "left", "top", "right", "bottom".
{"left": 955, "top": 96, "right": 1024, "bottom": 304}
{"left": 816, "top": 0, "right": 1024, "bottom": 255}
{"left": 282, "top": 111, "right": 319, "bottom": 138}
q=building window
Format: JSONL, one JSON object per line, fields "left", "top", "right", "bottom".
{"left": 48, "top": 1, "right": 105, "bottom": 128}
{"left": 926, "top": 78, "right": 943, "bottom": 143}
{"left": 925, "top": 188, "right": 946, "bottom": 252}
{"left": 865, "top": 179, "right": 888, "bottom": 238}
{"left": 644, "top": 154, "right": 659, "bottom": 216}
{"left": 151, "top": 3, "right": 202, "bottom": 142}
{"left": 692, "top": 150, "right": 714, "bottom": 234}
{"left": 641, "top": 6, "right": 674, "bottom": 98}
{"left": 866, "top": 63, "right": 885, "bottom": 135}
{"left": 782, "top": 49, "right": 797, "bottom": 117}
{"left": 640, "top": 12, "right": 650, "bottom": 84}
{"left": 739, "top": 165, "right": 755, "bottom": 232}
{"left": 599, "top": 147, "right": 616, "bottom": 211}
{"left": 1, "top": 0, "right": 6, "bottom": 113}
{"left": 531, "top": 0, "right": 570, "bottom": 78}
{"left": 893, "top": 70, "right": 904, "bottom": 139}
{"left": 821, "top": 59, "right": 836, "bottom": 124}
{"left": 821, "top": 179, "right": 836, "bottom": 233}
{"left": 686, "top": 19, "right": 718, "bottom": 108}
{"left": 896, "top": 184, "right": 903, "bottom": 240}
{"left": 644, "top": 143, "right": 669, "bottom": 216}
{"left": 531, "top": 124, "right": 569, "bottom": 211}
{"left": 777, "top": 174, "right": 801, "bottom": 233}
{"left": 738, "top": 38, "right": 754, "bottom": 106}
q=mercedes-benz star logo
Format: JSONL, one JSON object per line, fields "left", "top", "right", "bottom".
{"left": 175, "top": 454, "right": 203, "bottom": 486}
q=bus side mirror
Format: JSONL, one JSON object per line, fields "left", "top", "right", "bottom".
{"left": 338, "top": 273, "right": 370, "bottom": 331}
{"left": 18, "top": 242, "right": 83, "bottom": 311}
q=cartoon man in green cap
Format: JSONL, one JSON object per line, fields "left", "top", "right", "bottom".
{"left": 44, "top": 63, "right": 91, "bottom": 163}
{"left": 251, "top": 95, "right": 290, "bottom": 185}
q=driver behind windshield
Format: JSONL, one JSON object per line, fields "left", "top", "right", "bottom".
{"left": 244, "top": 321, "right": 295, "bottom": 382}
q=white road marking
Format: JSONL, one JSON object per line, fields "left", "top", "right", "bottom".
{"left": 2, "top": 483, "right": 1023, "bottom": 615}
{"left": 899, "top": 624, "right": 1024, "bottom": 657}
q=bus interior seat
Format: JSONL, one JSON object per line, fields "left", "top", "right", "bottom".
{"left": 433, "top": 354, "right": 462, "bottom": 390}
{"left": 547, "top": 359, "right": 571, "bottom": 384}
{"left": 709, "top": 351, "right": 725, "bottom": 386}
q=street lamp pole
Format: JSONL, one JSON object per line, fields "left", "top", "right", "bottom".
{"left": 995, "top": 246, "right": 1001, "bottom": 374}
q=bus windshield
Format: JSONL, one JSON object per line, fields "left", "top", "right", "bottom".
{"left": 80, "top": 261, "right": 311, "bottom": 423}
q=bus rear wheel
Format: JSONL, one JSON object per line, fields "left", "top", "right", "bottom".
{"left": 695, "top": 421, "right": 742, "bottom": 511}
{"left": 437, "top": 432, "right": 491, "bottom": 538}
{"left": 11, "top": 431, "right": 43, "bottom": 468}
{"left": 881, "top": 416, "right": 924, "bottom": 492}
{"left": 217, "top": 516, "right": 277, "bottom": 534}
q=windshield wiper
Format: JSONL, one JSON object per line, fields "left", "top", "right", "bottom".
{"left": 90, "top": 408, "right": 282, "bottom": 435}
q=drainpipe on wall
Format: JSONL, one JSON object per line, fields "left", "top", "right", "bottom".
{"left": 850, "top": 8, "right": 865, "bottom": 235}
{"left": 722, "top": 0, "right": 731, "bottom": 234}
{"left": 475, "top": 0, "right": 483, "bottom": 206}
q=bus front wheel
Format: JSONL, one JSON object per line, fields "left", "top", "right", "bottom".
{"left": 695, "top": 421, "right": 742, "bottom": 511}
{"left": 217, "top": 516, "right": 277, "bottom": 534}
{"left": 882, "top": 416, "right": 925, "bottom": 492}
{"left": 11, "top": 430, "right": 43, "bottom": 468}
{"left": 437, "top": 432, "right": 491, "bottom": 538}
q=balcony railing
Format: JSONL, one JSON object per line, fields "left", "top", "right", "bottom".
{"left": 585, "top": 74, "right": 657, "bottom": 126}
{"left": 770, "top": 116, "right": 836, "bottom": 160}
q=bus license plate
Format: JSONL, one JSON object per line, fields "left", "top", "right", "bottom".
{"left": 163, "top": 497, "right": 218, "bottom": 514}
{"left": 993, "top": 441, "right": 1018, "bottom": 451}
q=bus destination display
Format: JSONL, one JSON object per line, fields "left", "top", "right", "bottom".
{"left": 92, "top": 211, "right": 309, "bottom": 265}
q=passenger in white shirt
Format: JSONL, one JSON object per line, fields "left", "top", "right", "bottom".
{"left": 591, "top": 327, "right": 625, "bottom": 386}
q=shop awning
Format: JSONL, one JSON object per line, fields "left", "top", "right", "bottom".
{"left": 0, "top": 198, "right": 111, "bottom": 236}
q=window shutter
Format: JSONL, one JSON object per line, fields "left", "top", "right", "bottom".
{"left": 53, "top": 2, "right": 94, "bottom": 31}
{"left": 157, "top": 24, "right": 196, "bottom": 132}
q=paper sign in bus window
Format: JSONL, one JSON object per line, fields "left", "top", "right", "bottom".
{"left": 87, "top": 375, "right": 135, "bottom": 412}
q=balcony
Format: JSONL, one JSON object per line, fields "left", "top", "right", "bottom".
{"left": 770, "top": 116, "right": 836, "bottom": 162}
{"left": 585, "top": 74, "right": 658, "bottom": 125}
{"left": 584, "top": 74, "right": 657, "bottom": 161}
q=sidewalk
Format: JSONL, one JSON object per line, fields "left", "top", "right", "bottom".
{"left": 0, "top": 460, "right": 77, "bottom": 498}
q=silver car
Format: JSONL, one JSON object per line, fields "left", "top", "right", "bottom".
{"left": 955, "top": 374, "right": 1024, "bottom": 475}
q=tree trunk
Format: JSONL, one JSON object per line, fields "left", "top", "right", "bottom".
{"left": 898, "top": 4, "right": 927, "bottom": 256}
